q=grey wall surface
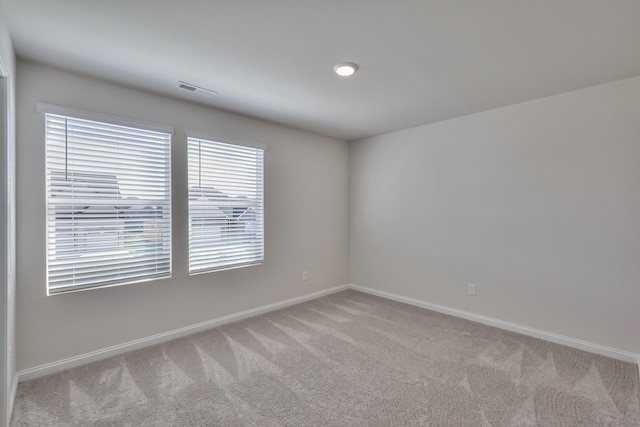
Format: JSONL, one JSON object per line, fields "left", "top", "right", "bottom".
{"left": 0, "top": 2, "right": 16, "bottom": 425}
{"left": 16, "top": 60, "right": 350, "bottom": 370}
{"left": 350, "top": 76, "right": 640, "bottom": 354}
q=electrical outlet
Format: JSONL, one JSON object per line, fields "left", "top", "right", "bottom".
{"left": 302, "top": 271, "right": 309, "bottom": 281}
{"left": 467, "top": 283, "right": 476, "bottom": 296}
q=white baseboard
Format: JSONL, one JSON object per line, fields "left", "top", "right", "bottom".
{"left": 348, "top": 284, "right": 640, "bottom": 364}
{"left": 15, "top": 283, "right": 640, "bottom": 383}
{"left": 17, "top": 284, "right": 349, "bottom": 382}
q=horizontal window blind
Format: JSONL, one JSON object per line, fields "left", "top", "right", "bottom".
{"left": 188, "top": 137, "right": 264, "bottom": 274}
{"left": 45, "top": 113, "right": 172, "bottom": 294}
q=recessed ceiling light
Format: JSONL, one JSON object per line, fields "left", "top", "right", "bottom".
{"left": 334, "top": 62, "right": 358, "bottom": 77}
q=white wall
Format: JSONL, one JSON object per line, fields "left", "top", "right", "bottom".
{"left": 350, "top": 76, "right": 640, "bottom": 354}
{"left": 16, "top": 60, "right": 349, "bottom": 370}
{"left": 0, "top": 2, "right": 16, "bottom": 425}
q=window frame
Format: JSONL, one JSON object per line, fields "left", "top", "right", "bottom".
{"left": 39, "top": 103, "right": 174, "bottom": 295}
{"left": 186, "top": 132, "right": 266, "bottom": 275}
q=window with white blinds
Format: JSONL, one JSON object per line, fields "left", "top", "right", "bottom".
{"left": 45, "top": 112, "right": 172, "bottom": 294}
{"left": 188, "top": 136, "right": 264, "bottom": 274}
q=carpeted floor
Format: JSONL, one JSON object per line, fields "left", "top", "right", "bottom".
{"left": 11, "top": 290, "right": 640, "bottom": 426}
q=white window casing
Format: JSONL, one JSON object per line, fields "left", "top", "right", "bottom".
{"left": 187, "top": 135, "right": 265, "bottom": 274}
{"left": 43, "top": 107, "right": 172, "bottom": 295}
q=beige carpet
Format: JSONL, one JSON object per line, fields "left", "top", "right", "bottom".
{"left": 11, "top": 290, "right": 640, "bottom": 426}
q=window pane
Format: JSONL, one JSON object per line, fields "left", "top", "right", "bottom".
{"left": 188, "top": 137, "right": 264, "bottom": 273}
{"left": 46, "top": 114, "right": 172, "bottom": 294}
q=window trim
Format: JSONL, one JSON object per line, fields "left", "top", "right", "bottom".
{"left": 186, "top": 131, "right": 267, "bottom": 152}
{"left": 42, "top": 106, "right": 173, "bottom": 295}
{"left": 38, "top": 102, "right": 175, "bottom": 135}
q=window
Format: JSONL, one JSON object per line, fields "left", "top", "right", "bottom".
{"left": 44, "top": 107, "right": 172, "bottom": 294}
{"left": 188, "top": 136, "right": 264, "bottom": 274}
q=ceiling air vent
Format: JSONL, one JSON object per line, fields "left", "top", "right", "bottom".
{"left": 176, "top": 81, "right": 217, "bottom": 97}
